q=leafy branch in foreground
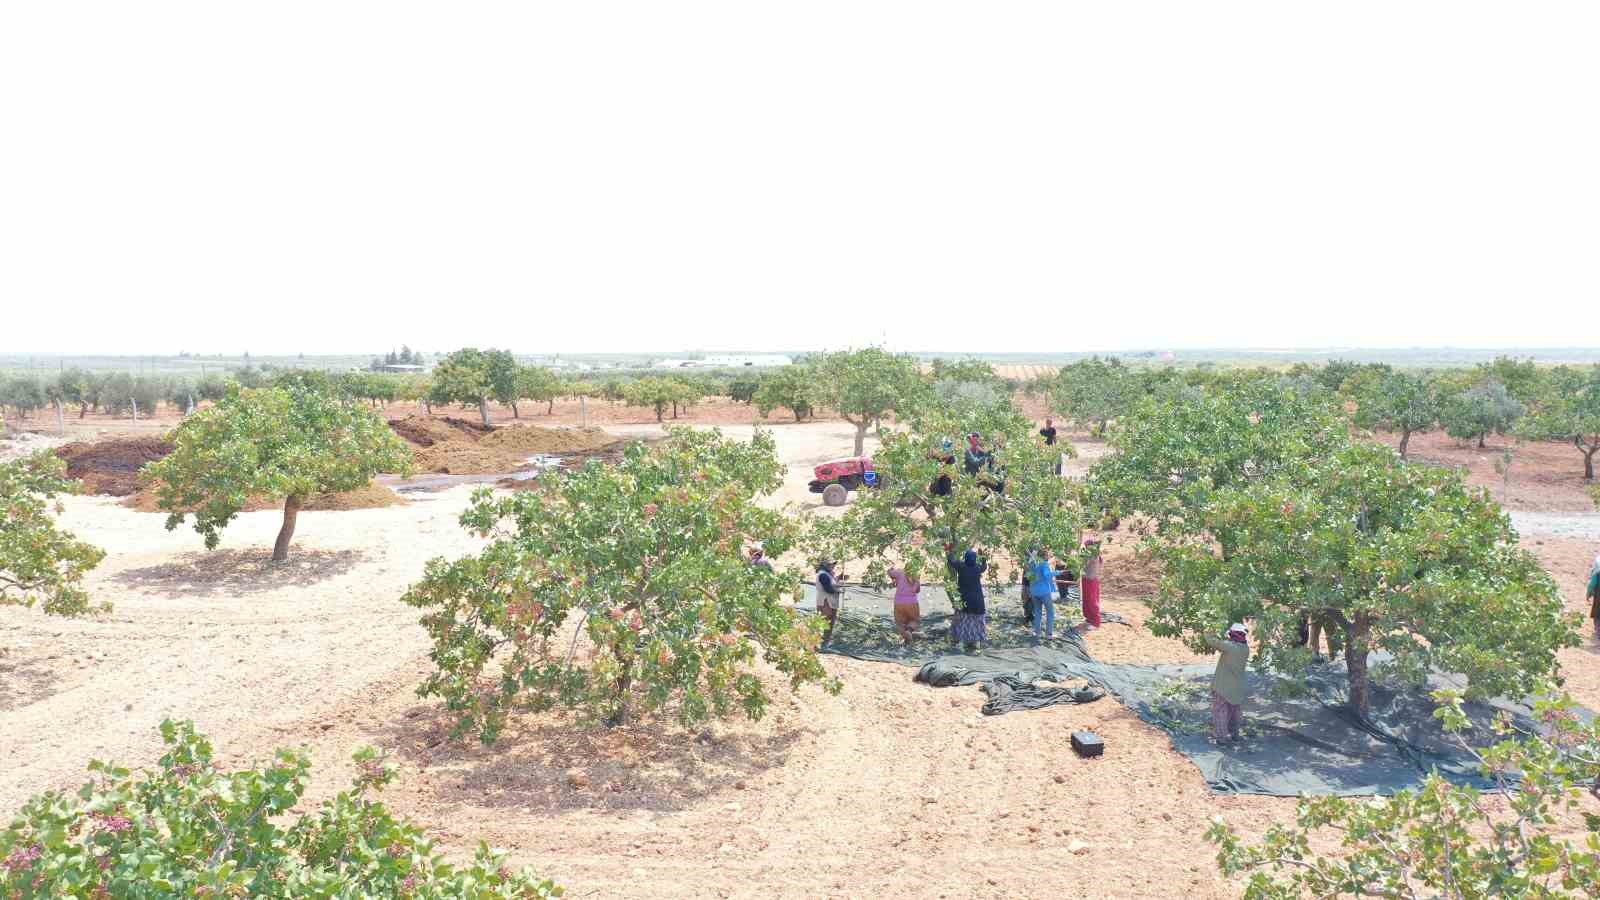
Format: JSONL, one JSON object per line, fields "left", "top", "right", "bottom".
{"left": 0, "top": 720, "right": 561, "bottom": 898}
{"left": 1, "top": 451, "right": 107, "bottom": 617}
{"left": 1209, "top": 692, "right": 1600, "bottom": 899}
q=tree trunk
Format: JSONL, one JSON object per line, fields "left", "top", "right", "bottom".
{"left": 78, "top": 403, "right": 88, "bottom": 419}
{"left": 654, "top": 402, "right": 664, "bottom": 423}
{"left": 1477, "top": 433, "right": 1486, "bottom": 449}
{"left": 1343, "top": 612, "right": 1372, "bottom": 717}
{"left": 131, "top": 399, "right": 138, "bottom": 422}
{"left": 547, "top": 399, "right": 555, "bottom": 415}
{"left": 672, "top": 402, "right": 680, "bottom": 419}
{"left": 477, "top": 398, "right": 492, "bottom": 428}
{"left": 511, "top": 401, "right": 520, "bottom": 419}
{"left": 1585, "top": 444, "right": 1597, "bottom": 481}
{"left": 55, "top": 399, "right": 65, "bottom": 434}
{"left": 851, "top": 419, "right": 868, "bottom": 456}
{"left": 272, "top": 495, "right": 303, "bottom": 562}
{"left": 607, "top": 666, "right": 632, "bottom": 727}
{"left": 1398, "top": 429, "right": 1411, "bottom": 458}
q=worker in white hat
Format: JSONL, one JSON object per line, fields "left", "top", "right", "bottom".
{"left": 1206, "top": 623, "right": 1251, "bottom": 745}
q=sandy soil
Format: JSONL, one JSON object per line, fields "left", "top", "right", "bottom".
{"left": 3, "top": 418, "right": 1599, "bottom": 898}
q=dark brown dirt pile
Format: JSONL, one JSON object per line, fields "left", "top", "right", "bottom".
{"left": 409, "top": 422, "right": 619, "bottom": 475}
{"left": 388, "top": 415, "right": 491, "bottom": 448}
{"left": 54, "top": 437, "right": 174, "bottom": 496}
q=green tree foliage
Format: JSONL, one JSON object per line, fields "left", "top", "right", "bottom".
{"left": 727, "top": 375, "right": 761, "bottom": 404}
{"left": 1479, "top": 354, "right": 1546, "bottom": 405}
{"left": 515, "top": 365, "right": 563, "bottom": 418}
{"left": 1089, "top": 381, "right": 1346, "bottom": 535}
{"left": 1210, "top": 692, "right": 1600, "bottom": 898}
{"left": 143, "top": 385, "right": 413, "bottom": 561}
{"left": 815, "top": 349, "right": 928, "bottom": 456}
{"left": 1350, "top": 370, "right": 1442, "bottom": 458}
{"left": 0, "top": 720, "right": 560, "bottom": 898}
{"left": 1150, "top": 442, "right": 1575, "bottom": 715}
{"left": 0, "top": 452, "right": 107, "bottom": 617}
{"left": 753, "top": 365, "right": 818, "bottom": 422}
{"left": 811, "top": 393, "right": 1086, "bottom": 587}
{"left": 402, "top": 429, "right": 833, "bottom": 737}
{"left": 1045, "top": 356, "right": 1138, "bottom": 435}
{"left": 621, "top": 377, "right": 680, "bottom": 423}
{"left": 1441, "top": 379, "right": 1525, "bottom": 448}
{"left": 928, "top": 358, "right": 1009, "bottom": 409}
{"left": 429, "top": 349, "right": 518, "bottom": 427}
{"left": 1521, "top": 365, "right": 1600, "bottom": 480}
{"left": 0, "top": 375, "right": 46, "bottom": 421}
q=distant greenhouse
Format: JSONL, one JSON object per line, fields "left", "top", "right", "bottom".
{"left": 652, "top": 354, "right": 792, "bottom": 369}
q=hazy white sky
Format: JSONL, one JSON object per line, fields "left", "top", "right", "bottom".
{"left": 2, "top": 2, "right": 1595, "bottom": 356}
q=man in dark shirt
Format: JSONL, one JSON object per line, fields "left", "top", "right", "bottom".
{"left": 1039, "top": 418, "right": 1060, "bottom": 475}
{"left": 963, "top": 433, "right": 990, "bottom": 476}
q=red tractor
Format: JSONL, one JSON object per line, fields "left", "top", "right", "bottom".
{"left": 809, "top": 456, "right": 878, "bottom": 506}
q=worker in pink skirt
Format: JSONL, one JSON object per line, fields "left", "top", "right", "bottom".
{"left": 1080, "top": 538, "right": 1103, "bottom": 630}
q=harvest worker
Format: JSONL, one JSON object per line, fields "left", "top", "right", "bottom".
{"left": 815, "top": 560, "right": 844, "bottom": 643}
{"left": 946, "top": 546, "right": 988, "bottom": 651}
{"left": 1039, "top": 418, "right": 1060, "bottom": 476}
{"left": 1028, "top": 551, "right": 1059, "bottom": 641}
{"left": 1207, "top": 623, "right": 1250, "bottom": 745}
{"left": 888, "top": 565, "right": 922, "bottom": 645}
{"left": 749, "top": 543, "right": 775, "bottom": 572}
{"left": 1587, "top": 561, "right": 1600, "bottom": 637}
{"left": 963, "top": 433, "right": 991, "bottom": 476}
{"left": 1080, "top": 539, "right": 1104, "bottom": 631}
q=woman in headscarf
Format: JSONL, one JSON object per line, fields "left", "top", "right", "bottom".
{"left": 888, "top": 563, "right": 922, "bottom": 645}
{"left": 1080, "top": 538, "right": 1104, "bottom": 631}
{"left": 946, "top": 546, "right": 988, "bottom": 651}
{"left": 1587, "top": 554, "right": 1600, "bottom": 637}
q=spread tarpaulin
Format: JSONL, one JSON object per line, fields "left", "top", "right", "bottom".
{"left": 800, "top": 582, "right": 1580, "bottom": 796}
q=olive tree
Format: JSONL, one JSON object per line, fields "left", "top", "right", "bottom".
{"left": 810, "top": 394, "right": 1086, "bottom": 587}
{"left": 1150, "top": 442, "right": 1575, "bottom": 715}
{"left": 1, "top": 452, "right": 107, "bottom": 617}
{"left": 144, "top": 385, "right": 413, "bottom": 561}
{"left": 515, "top": 365, "right": 563, "bottom": 418}
{"left": 1440, "top": 378, "right": 1524, "bottom": 448}
{"left": 429, "top": 348, "right": 518, "bottom": 427}
{"left": 402, "top": 428, "right": 834, "bottom": 738}
{"left": 621, "top": 377, "right": 680, "bottom": 423}
{"left": 0, "top": 720, "right": 560, "bottom": 898}
{"left": 1350, "top": 370, "right": 1442, "bottom": 458}
{"left": 815, "top": 348, "right": 928, "bottom": 456}
{"left": 1210, "top": 692, "right": 1600, "bottom": 898}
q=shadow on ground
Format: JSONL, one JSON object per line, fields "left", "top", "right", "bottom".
{"left": 111, "top": 548, "right": 368, "bottom": 598}
{"left": 0, "top": 650, "right": 65, "bottom": 712}
{"left": 369, "top": 701, "right": 804, "bottom": 814}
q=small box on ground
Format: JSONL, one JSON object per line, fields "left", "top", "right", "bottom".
{"left": 1071, "top": 730, "right": 1104, "bottom": 758}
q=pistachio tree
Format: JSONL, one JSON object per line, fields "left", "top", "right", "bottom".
{"left": 1441, "top": 378, "right": 1524, "bottom": 449}
{"left": 1210, "top": 692, "right": 1600, "bottom": 898}
{"left": 402, "top": 428, "right": 833, "bottom": 739}
{"left": 0, "top": 720, "right": 560, "bottom": 898}
{"left": 814, "top": 348, "right": 929, "bottom": 456}
{"left": 1150, "top": 442, "right": 1575, "bottom": 715}
{"left": 429, "top": 348, "right": 518, "bottom": 427}
{"left": 810, "top": 394, "right": 1086, "bottom": 588}
{"left": 1521, "top": 365, "right": 1600, "bottom": 480}
{"left": 753, "top": 364, "right": 818, "bottom": 422}
{"left": 1088, "top": 381, "right": 1347, "bottom": 536}
{"left": 1, "top": 451, "right": 107, "bottom": 617}
{"left": 144, "top": 385, "right": 413, "bottom": 561}
{"left": 1046, "top": 356, "right": 1138, "bottom": 435}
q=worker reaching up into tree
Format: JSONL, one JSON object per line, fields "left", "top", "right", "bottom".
{"left": 945, "top": 546, "right": 988, "bottom": 652}
{"left": 1207, "top": 623, "right": 1251, "bottom": 745}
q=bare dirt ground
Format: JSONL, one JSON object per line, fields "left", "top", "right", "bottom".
{"left": 4, "top": 416, "right": 1600, "bottom": 898}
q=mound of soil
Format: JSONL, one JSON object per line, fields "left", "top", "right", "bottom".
{"left": 388, "top": 415, "right": 491, "bottom": 448}
{"left": 55, "top": 437, "right": 174, "bottom": 496}
{"left": 410, "top": 422, "right": 619, "bottom": 475}
{"left": 123, "top": 480, "right": 405, "bottom": 513}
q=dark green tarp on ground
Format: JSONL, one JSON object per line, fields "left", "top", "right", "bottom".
{"left": 802, "top": 582, "right": 1576, "bottom": 797}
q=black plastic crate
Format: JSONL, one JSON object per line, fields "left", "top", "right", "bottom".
{"left": 1071, "top": 730, "right": 1104, "bottom": 758}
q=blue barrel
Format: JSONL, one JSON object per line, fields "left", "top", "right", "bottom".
{"left": 863, "top": 470, "right": 878, "bottom": 487}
